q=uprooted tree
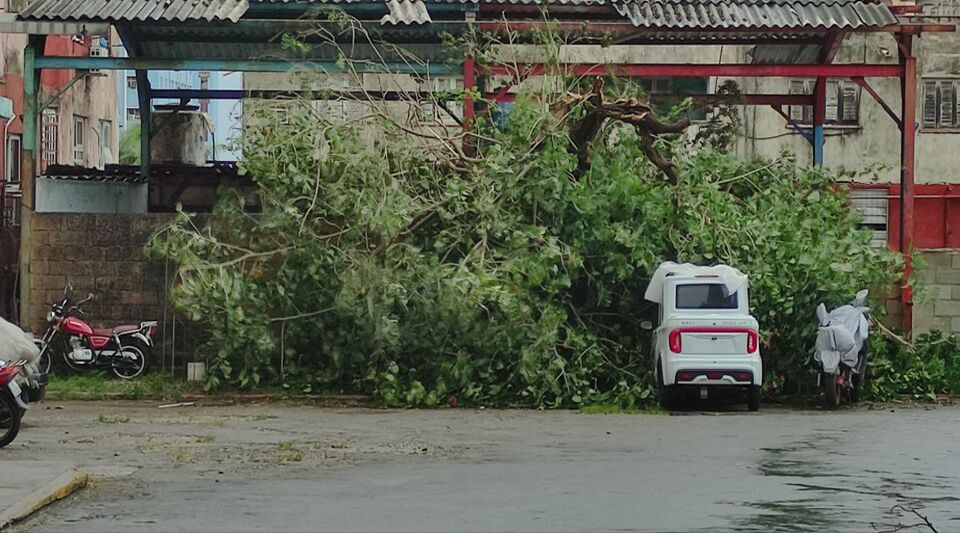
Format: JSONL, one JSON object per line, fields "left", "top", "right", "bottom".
{"left": 146, "top": 25, "right": 902, "bottom": 406}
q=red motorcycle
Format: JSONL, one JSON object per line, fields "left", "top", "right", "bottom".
{"left": 36, "top": 285, "right": 157, "bottom": 379}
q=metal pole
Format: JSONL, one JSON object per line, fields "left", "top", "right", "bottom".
{"left": 18, "top": 43, "right": 40, "bottom": 329}
{"left": 813, "top": 77, "right": 826, "bottom": 167}
{"left": 136, "top": 71, "right": 151, "bottom": 179}
{"left": 899, "top": 34, "right": 917, "bottom": 334}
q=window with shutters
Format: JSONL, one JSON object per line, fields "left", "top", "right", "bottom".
{"left": 41, "top": 108, "right": 58, "bottom": 168}
{"left": 921, "top": 79, "right": 959, "bottom": 130}
{"left": 849, "top": 189, "right": 888, "bottom": 248}
{"left": 788, "top": 80, "right": 860, "bottom": 126}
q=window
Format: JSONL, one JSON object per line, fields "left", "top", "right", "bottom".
{"left": 675, "top": 284, "right": 738, "bottom": 310}
{"left": 126, "top": 107, "right": 141, "bottom": 123}
{"left": 98, "top": 120, "right": 112, "bottom": 165}
{"left": 419, "top": 77, "right": 462, "bottom": 126}
{"left": 73, "top": 115, "right": 87, "bottom": 165}
{"left": 922, "top": 79, "right": 959, "bottom": 129}
{"left": 41, "top": 108, "right": 58, "bottom": 167}
{"left": 6, "top": 135, "right": 21, "bottom": 186}
{"left": 788, "top": 80, "right": 860, "bottom": 125}
{"left": 643, "top": 77, "right": 709, "bottom": 121}
{"left": 127, "top": 76, "right": 137, "bottom": 90}
{"left": 2, "top": 193, "right": 21, "bottom": 227}
{"left": 849, "top": 188, "right": 888, "bottom": 248}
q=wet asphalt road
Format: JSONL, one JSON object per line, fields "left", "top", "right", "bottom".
{"left": 8, "top": 402, "right": 960, "bottom": 532}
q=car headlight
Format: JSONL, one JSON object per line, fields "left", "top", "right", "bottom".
{"left": 46, "top": 311, "right": 56, "bottom": 324}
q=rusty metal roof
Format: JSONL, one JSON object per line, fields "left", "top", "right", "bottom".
{"left": 19, "top": 0, "right": 250, "bottom": 22}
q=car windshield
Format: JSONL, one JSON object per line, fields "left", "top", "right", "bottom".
{"left": 675, "top": 283, "right": 738, "bottom": 309}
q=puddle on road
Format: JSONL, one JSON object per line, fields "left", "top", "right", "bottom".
{"left": 730, "top": 499, "right": 836, "bottom": 532}
{"left": 730, "top": 430, "right": 957, "bottom": 532}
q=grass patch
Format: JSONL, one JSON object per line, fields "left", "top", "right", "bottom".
{"left": 97, "top": 414, "right": 130, "bottom": 424}
{"left": 276, "top": 441, "right": 305, "bottom": 463}
{"left": 46, "top": 373, "right": 203, "bottom": 401}
{"left": 196, "top": 435, "right": 216, "bottom": 444}
{"left": 579, "top": 404, "right": 666, "bottom": 415}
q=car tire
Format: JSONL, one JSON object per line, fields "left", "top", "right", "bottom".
{"left": 657, "top": 361, "right": 677, "bottom": 410}
{"left": 747, "top": 385, "right": 761, "bottom": 412}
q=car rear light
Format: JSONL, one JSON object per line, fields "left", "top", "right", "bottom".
{"left": 669, "top": 330, "right": 682, "bottom": 353}
{"left": 747, "top": 330, "right": 758, "bottom": 353}
{"left": 669, "top": 327, "right": 758, "bottom": 354}
{"left": 149, "top": 326, "right": 158, "bottom": 338}
{"left": 677, "top": 371, "right": 694, "bottom": 381}
{"left": 735, "top": 372, "right": 753, "bottom": 382}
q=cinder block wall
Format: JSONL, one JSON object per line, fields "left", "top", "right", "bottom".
{"left": 914, "top": 250, "right": 960, "bottom": 335}
{"left": 25, "top": 213, "right": 209, "bottom": 371}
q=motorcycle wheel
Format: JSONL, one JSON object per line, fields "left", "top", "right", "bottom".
{"left": 112, "top": 339, "right": 151, "bottom": 380}
{"left": 33, "top": 339, "right": 53, "bottom": 375}
{"left": 0, "top": 393, "right": 22, "bottom": 448}
{"left": 38, "top": 349, "right": 53, "bottom": 376}
{"left": 823, "top": 372, "right": 840, "bottom": 409}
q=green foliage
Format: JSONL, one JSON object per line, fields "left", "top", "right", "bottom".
{"left": 866, "top": 332, "right": 960, "bottom": 401}
{"left": 120, "top": 123, "right": 141, "bottom": 165}
{"left": 146, "top": 85, "right": 901, "bottom": 408}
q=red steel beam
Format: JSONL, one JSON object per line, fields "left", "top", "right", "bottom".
{"left": 851, "top": 76, "right": 902, "bottom": 129}
{"left": 484, "top": 63, "right": 904, "bottom": 78}
{"left": 817, "top": 31, "right": 845, "bottom": 64}
{"left": 899, "top": 33, "right": 917, "bottom": 333}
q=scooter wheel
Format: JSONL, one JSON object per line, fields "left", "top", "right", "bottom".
{"left": 0, "top": 393, "right": 22, "bottom": 448}
{"left": 823, "top": 372, "right": 840, "bottom": 409}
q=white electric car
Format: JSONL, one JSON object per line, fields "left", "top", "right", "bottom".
{"left": 643, "top": 262, "right": 762, "bottom": 411}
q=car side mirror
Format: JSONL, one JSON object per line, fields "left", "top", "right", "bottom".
{"left": 640, "top": 320, "right": 653, "bottom": 331}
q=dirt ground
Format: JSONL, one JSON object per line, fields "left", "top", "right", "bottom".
{"left": 6, "top": 401, "right": 960, "bottom": 532}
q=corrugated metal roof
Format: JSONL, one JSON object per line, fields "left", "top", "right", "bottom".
{"left": 251, "top": 0, "right": 895, "bottom": 29}
{"left": 19, "top": 0, "right": 250, "bottom": 22}
{"left": 381, "top": 0, "right": 432, "bottom": 24}
{"left": 18, "top": 0, "right": 895, "bottom": 30}
{"left": 613, "top": 0, "right": 897, "bottom": 30}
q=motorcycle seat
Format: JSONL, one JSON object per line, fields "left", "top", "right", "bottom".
{"left": 92, "top": 325, "right": 141, "bottom": 337}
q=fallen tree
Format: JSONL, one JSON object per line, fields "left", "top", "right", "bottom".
{"left": 147, "top": 31, "right": 902, "bottom": 406}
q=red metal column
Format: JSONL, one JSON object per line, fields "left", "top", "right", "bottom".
{"left": 899, "top": 33, "right": 916, "bottom": 334}
{"left": 463, "top": 56, "right": 476, "bottom": 131}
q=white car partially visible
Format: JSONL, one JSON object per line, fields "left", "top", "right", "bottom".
{"left": 643, "top": 262, "right": 762, "bottom": 411}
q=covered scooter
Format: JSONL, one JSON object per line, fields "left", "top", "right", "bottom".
{"left": 0, "top": 316, "right": 48, "bottom": 447}
{"left": 814, "top": 289, "right": 869, "bottom": 408}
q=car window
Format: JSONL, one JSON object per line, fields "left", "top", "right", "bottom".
{"left": 675, "top": 284, "right": 738, "bottom": 309}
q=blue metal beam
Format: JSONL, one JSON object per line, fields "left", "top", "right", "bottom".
{"left": 33, "top": 56, "right": 456, "bottom": 75}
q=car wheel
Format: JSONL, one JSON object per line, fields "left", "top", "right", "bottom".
{"left": 747, "top": 385, "right": 761, "bottom": 412}
{"left": 657, "top": 361, "right": 677, "bottom": 410}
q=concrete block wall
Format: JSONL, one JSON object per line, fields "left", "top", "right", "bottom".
{"left": 914, "top": 250, "right": 960, "bottom": 335}
{"left": 26, "top": 213, "right": 174, "bottom": 332}
{"left": 24, "top": 213, "right": 211, "bottom": 372}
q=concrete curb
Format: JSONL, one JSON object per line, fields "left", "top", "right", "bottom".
{"left": 0, "top": 469, "right": 87, "bottom": 530}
